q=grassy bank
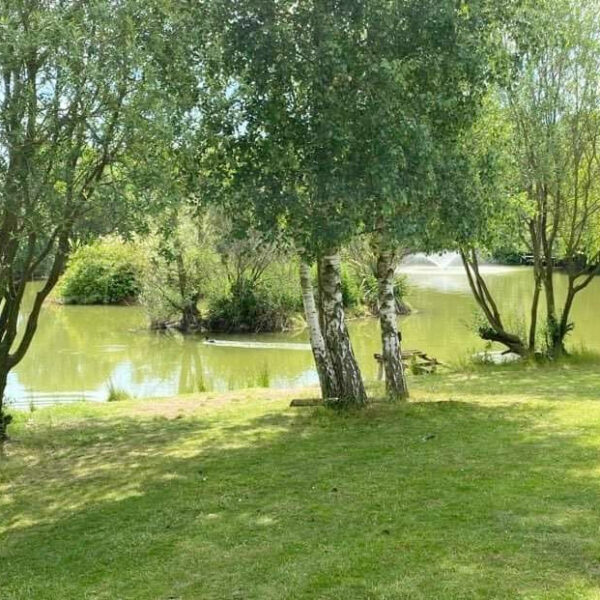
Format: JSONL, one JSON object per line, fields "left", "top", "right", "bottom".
{"left": 2, "top": 364, "right": 600, "bottom": 599}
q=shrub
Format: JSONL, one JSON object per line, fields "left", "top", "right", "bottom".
{"left": 106, "top": 380, "right": 132, "bottom": 402}
{"left": 207, "top": 267, "right": 303, "bottom": 333}
{"left": 58, "top": 236, "right": 144, "bottom": 305}
{"left": 358, "top": 271, "right": 410, "bottom": 315}
{"left": 491, "top": 246, "right": 524, "bottom": 265}
{"left": 338, "top": 258, "right": 410, "bottom": 316}
{"left": 340, "top": 265, "right": 362, "bottom": 309}
{"left": 341, "top": 239, "right": 411, "bottom": 315}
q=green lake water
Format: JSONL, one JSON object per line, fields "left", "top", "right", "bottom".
{"left": 7, "top": 265, "right": 600, "bottom": 407}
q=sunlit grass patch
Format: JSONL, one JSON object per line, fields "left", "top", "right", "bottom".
{"left": 2, "top": 367, "right": 600, "bottom": 599}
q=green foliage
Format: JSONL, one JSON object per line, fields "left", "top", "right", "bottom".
{"left": 106, "top": 381, "right": 132, "bottom": 403}
{"left": 342, "top": 241, "right": 410, "bottom": 315}
{"left": 13, "top": 241, "right": 54, "bottom": 279}
{"left": 457, "top": 0, "right": 600, "bottom": 357}
{"left": 139, "top": 210, "right": 220, "bottom": 331}
{"left": 361, "top": 271, "right": 410, "bottom": 315}
{"left": 58, "top": 237, "right": 144, "bottom": 305}
{"left": 0, "top": 0, "right": 197, "bottom": 428}
{"left": 140, "top": 211, "right": 305, "bottom": 334}
{"left": 491, "top": 246, "right": 524, "bottom": 265}
{"left": 338, "top": 265, "right": 409, "bottom": 315}
{"left": 200, "top": 0, "right": 515, "bottom": 260}
{"left": 432, "top": 92, "right": 520, "bottom": 252}
{"left": 207, "top": 272, "right": 302, "bottom": 334}
{"left": 340, "top": 266, "right": 362, "bottom": 310}
{"left": 205, "top": 224, "right": 304, "bottom": 333}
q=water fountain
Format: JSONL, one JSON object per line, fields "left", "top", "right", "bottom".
{"left": 397, "top": 251, "right": 471, "bottom": 294}
{"left": 401, "top": 251, "right": 463, "bottom": 268}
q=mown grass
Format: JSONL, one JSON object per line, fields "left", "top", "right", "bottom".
{"left": 2, "top": 364, "right": 600, "bottom": 599}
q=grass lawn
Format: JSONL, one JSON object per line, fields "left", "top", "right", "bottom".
{"left": 2, "top": 363, "right": 600, "bottom": 599}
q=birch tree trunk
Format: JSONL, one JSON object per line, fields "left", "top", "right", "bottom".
{"left": 299, "top": 261, "right": 339, "bottom": 399}
{"left": 376, "top": 249, "right": 408, "bottom": 398}
{"left": 318, "top": 251, "right": 367, "bottom": 404}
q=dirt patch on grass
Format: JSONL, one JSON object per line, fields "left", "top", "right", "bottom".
{"left": 124, "top": 386, "right": 320, "bottom": 418}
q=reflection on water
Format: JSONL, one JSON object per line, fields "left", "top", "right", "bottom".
{"left": 7, "top": 266, "right": 600, "bottom": 406}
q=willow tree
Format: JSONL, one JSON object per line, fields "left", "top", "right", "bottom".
{"left": 0, "top": 0, "right": 194, "bottom": 441}
{"left": 508, "top": 0, "right": 600, "bottom": 357}
{"left": 458, "top": 0, "right": 600, "bottom": 358}
{"left": 443, "top": 100, "right": 531, "bottom": 356}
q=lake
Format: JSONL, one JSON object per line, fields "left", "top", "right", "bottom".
{"left": 6, "top": 265, "right": 600, "bottom": 407}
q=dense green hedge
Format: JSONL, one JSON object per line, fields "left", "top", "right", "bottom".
{"left": 57, "top": 237, "right": 144, "bottom": 305}
{"left": 491, "top": 246, "right": 524, "bottom": 265}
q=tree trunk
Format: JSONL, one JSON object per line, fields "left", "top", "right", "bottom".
{"left": 376, "top": 249, "right": 408, "bottom": 399}
{"left": 542, "top": 267, "right": 564, "bottom": 356}
{"left": 318, "top": 251, "right": 367, "bottom": 405}
{"left": 552, "top": 282, "right": 576, "bottom": 358}
{"left": 0, "top": 233, "right": 69, "bottom": 444}
{"left": 316, "top": 259, "right": 326, "bottom": 334}
{"left": 528, "top": 277, "right": 541, "bottom": 352}
{"left": 478, "top": 328, "right": 529, "bottom": 356}
{"left": 460, "top": 248, "right": 529, "bottom": 357}
{"left": 178, "top": 294, "right": 202, "bottom": 332}
{"left": 0, "top": 362, "right": 11, "bottom": 444}
{"left": 299, "top": 261, "right": 339, "bottom": 399}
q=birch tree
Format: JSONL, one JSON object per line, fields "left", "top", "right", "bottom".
{"left": 199, "top": 0, "right": 517, "bottom": 401}
{"left": 356, "top": 0, "right": 514, "bottom": 396}
{"left": 201, "top": 0, "right": 378, "bottom": 403}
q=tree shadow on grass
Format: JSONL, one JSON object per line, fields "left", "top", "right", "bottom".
{"left": 2, "top": 396, "right": 600, "bottom": 599}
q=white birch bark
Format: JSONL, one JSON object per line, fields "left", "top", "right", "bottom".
{"left": 319, "top": 251, "right": 367, "bottom": 404}
{"left": 376, "top": 248, "right": 408, "bottom": 398}
{"left": 299, "top": 261, "right": 339, "bottom": 399}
